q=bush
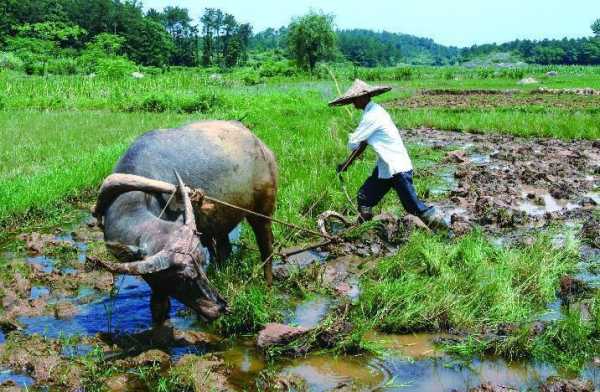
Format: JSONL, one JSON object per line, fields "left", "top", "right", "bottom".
{"left": 258, "top": 60, "right": 297, "bottom": 77}
{"left": 95, "top": 57, "right": 137, "bottom": 79}
{"left": 139, "top": 66, "right": 162, "bottom": 76}
{"left": 238, "top": 69, "right": 263, "bottom": 86}
{"left": 178, "top": 93, "right": 221, "bottom": 113}
{"left": 0, "top": 52, "right": 24, "bottom": 71}
{"left": 46, "top": 57, "right": 79, "bottom": 75}
{"left": 126, "top": 92, "right": 221, "bottom": 113}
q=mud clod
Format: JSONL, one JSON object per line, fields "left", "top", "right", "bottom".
{"left": 104, "top": 374, "right": 145, "bottom": 392}
{"left": 466, "top": 383, "right": 518, "bottom": 392}
{"left": 257, "top": 324, "right": 310, "bottom": 350}
{"left": 174, "top": 354, "right": 234, "bottom": 392}
{"left": 559, "top": 276, "right": 590, "bottom": 301}
{"left": 581, "top": 216, "right": 600, "bottom": 249}
{"left": 540, "top": 377, "right": 594, "bottom": 392}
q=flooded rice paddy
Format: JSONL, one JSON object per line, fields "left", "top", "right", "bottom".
{"left": 0, "top": 128, "right": 598, "bottom": 390}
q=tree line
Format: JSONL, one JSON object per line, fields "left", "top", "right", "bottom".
{"left": 0, "top": 1, "right": 599, "bottom": 74}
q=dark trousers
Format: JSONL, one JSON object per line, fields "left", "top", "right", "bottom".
{"left": 357, "top": 168, "right": 430, "bottom": 216}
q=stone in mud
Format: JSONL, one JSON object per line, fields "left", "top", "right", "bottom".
{"left": 550, "top": 187, "right": 569, "bottom": 200}
{"left": 559, "top": 276, "right": 590, "bottom": 301}
{"left": 104, "top": 374, "right": 145, "bottom": 392}
{"left": 257, "top": 323, "right": 309, "bottom": 349}
{"left": 373, "top": 213, "right": 401, "bottom": 242}
{"left": 174, "top": 354, "right": 234, "bottom": 392}
{"left": 529, "top": 320, "right": 547, "bottom": 336}
{"left": 579, "top": 196, "right": 597, "bottom": 208}
{"left": 467, "top": 383, "right": 518, "bottom": 392}
{"left": 54, "top": 301, "right": 78, "bottom": 319}
{"left": 540, "top": 377, "right": 594, "bottom": 392}
{"left": 12, "top": 273, "right": 30, "bottom": 297}
{"left": 127, "top": 349, "right": 171, "bottom": 371}
{"left": 402, "top": 214, "right": 431, "bottom": 233}
{"left": 0, "top": 381, "right": 22, "bottom": 392}
{"left": 445, "top": 150, "right": 468, "bottom": 163}
{"left": 450, "top": 214, "right": 472, "bottom": 236}
{"left": 317, "top": 320, "right": 353, "bottom": 348}
{"left": 581, "top": 216, "right": 600, "bottom": 249}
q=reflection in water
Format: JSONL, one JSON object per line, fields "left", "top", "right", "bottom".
{"left": 0, "top": 368, "right": 34, "bottom": 388}
{"left": 286, "top": 296, "right": 332, "bottom": 329}
{"left": 283, "top": 356, "right": 383, "bottom": 392}
{"left": 18, "top": 275, "right": 190, "bottom": 338}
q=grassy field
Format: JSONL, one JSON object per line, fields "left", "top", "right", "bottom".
{"left": 0, "top": 65, "right": 599, "bottom": 387}
{"left": 1, "top": 65, "right": 599, "bottom": 231}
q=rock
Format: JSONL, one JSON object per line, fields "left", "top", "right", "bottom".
{"left": 131, "top": 72, "right": 144, "bottom": 79}
{"left": 175, "top": 354, "right": 233, "bottom": 392}
{"left": 445, "top": 150, "right": 468, "bottom": 163}
{"left": 54, "top": 302, "right": 78, "bottom": 319}
{"left": 529, "top": 321, "right": 547, "bottom": 336}
{"left": 550, "top": 187, "right": 569, "bottom": 200}
{"left": 518, "top": 77, "right": 538, "bottom": 85}
{"left": 468, "top": 382, "right": 518, "bottom": 392}
{"left": 540, "top": 377, "right": 594, "bottom": 392}
{"left": 546, "top": 71, "right": 558, "bottom": 77}
{"left": 257, "top": 323, "right": 309, "bottom": 349}
{"left": 105, "top": 374, "right": 145, "bottom": 392}
{"left": 128, "top": 349, "right": 170, "bottom": 371}
{"left": 581, "top": 216, "right": 600, "bottom": 248}
{"left": 402, "top": 214, "right": 432, "bottom": 233}
{"left": 450, "top": 214, "right": 472, "bottom": 236}
{"left": 173, "top": 329, "right": 216, "bottom": 346}
{"left": 559, "top": 276, "right": 590, "bottom": 301}
{"left": 13, "top": 273, "right": 31, "bottom": 297}
{"left": 579, "top": 196, "right": 597, "bottom": 207}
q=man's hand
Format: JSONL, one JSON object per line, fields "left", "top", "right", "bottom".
{"left": 337, "top": 142, "right": 368, "bottom": 174}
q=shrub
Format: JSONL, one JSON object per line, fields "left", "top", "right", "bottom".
{"left": 0, "top": 52, "right": 24, "bottom": 71}
{"left": 258, "top": 60, "right": 297, "bottom": 77}
{"left": 239, "top": 69, "right": 263, "bottom": 86}
{"left": 46, "top": 57, "right": 79, "bottom": 75}
{"left": 95, "top": 57, "right": 137, "bottom": 79}
{"left": 177, "top": 93, "right": 221, "bottom": 113}
{"left": 134, "top": 93, "right": 172, "bottom": 113}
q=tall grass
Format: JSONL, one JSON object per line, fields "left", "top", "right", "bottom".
{"left": 357, "top": 230, "right": 579, "bottom": 332}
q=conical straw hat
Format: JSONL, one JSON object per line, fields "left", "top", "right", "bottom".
{"left": 328, "top": 79, "right": 392, "bottom": 106}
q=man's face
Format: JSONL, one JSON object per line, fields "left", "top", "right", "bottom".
{"left": 352, "top": 96, "right": 371, "bottom": 110}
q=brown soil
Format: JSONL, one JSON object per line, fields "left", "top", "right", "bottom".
{"left": 404, "top": 128, "right": 599, "bottom": 232}
{"left": 388, "top": 92, "right": 600, "bottom": 110}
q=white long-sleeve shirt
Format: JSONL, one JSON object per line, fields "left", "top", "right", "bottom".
{"left": 348, "top": 101, "right": 413, "bottom": 179}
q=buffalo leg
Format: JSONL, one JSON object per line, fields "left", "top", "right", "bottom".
{"left": 150, "top": 291, "right": 170, "bottom": 325}
{"left": 248, "top": 217, "right": 274, "bottom": 285}
{"left": 215, "top": 235, "right": 232, "bottom": 263}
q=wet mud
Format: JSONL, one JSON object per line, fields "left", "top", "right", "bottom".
{"left": 401, "top": 127, "right": 599, "bottom": 236}
{"left": 389, "top": 91, "right": 600, "bottom": 110}
{"left": 0, "top": 128, "right": 599, "bottom": 390}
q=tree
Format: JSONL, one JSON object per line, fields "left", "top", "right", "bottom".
{"left": 150, "top": 6, "right": 198, "bottom": 66}
{"left": 593, "top": 18, "right": 600, "bottom": 37}
{"left": 287, "top": 11, "right": 336, "bottom": 71}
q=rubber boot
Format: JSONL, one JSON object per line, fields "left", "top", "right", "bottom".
{"left": 357, "top": 206, "right": 374, "bottom": 224}
{"left": 419, "top": 207, "right": 450, "bottom": 231}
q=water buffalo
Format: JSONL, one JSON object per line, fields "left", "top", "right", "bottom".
{"left": 93, "top": 120, "right": 278, "bottom": 325}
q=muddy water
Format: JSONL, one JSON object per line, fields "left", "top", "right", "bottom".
{"left": 3, "top": 230, "right": 600, "bottom": 391}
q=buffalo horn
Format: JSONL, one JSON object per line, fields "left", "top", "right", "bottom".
{"left": 95, "top": 250, "right": 175, "bottom": 275}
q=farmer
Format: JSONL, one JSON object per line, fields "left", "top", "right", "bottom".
{"left": 330, "top": 79, "right": 448, "bottom": 230}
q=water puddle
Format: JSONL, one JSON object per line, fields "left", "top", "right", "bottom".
{"left": 285, "top": 296, "right": 332, "bottom": 329}
{"left": 282, "top": 355, "right": 383, "bottom": 391}
{"left": 517, "top": 188, "right": 580, "bottom": 217}
{"left": 0, "top": 369, "right": 34, "bottom": 388}
{"left": 18, "top": 275, "right": 192, "bottom": 338}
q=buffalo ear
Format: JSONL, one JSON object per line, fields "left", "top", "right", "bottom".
{"left": 105, "top": 241, "right": 144, "bottom": 262}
